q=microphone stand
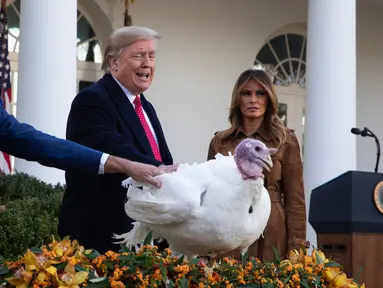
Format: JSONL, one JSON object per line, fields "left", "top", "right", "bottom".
{"left": 365, "top": 128, "right": 381, "bottom": 173}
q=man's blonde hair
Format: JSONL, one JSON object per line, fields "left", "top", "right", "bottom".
{"left": 101, "top": 26, "right": 161, "bottom": 72}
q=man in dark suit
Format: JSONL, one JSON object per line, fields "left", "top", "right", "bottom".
{"left": 0, "top": 98, "right": 168, "bottom": 185}
{"left": 58, "top": 26, "right": 175, "bottom": 253}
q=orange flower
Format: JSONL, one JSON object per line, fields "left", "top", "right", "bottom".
{"left": 292, "top": 273, "right": 300, "bottom": 283}
{"left": 152, "top": 269, "right": 162, "bottom": 281}
{"left": 110, "top": 280, "right": 125, "bottom": 288}
{"left": 105, "top": 251, "right": 120, "bottom": 261}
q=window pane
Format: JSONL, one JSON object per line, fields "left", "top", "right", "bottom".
{"left": 270, "top": 35, "right": 288, "bottom": 62}
{"left": 77, "top": 16, "right": 96, "bottom": 43}
{"left": 256, "top": 44, "right": 278, "bottom": 66}
{"left": 287, "top": 34, "right": 304, "bottom": 59}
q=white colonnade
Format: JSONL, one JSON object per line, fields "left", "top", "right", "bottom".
{"left": 15, "top": 0, "right": 77, "bottom": 184}
{"left": 304, "top": 0, "right": 357, "bottom": 248}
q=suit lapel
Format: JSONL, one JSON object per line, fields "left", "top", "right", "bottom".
{"left": 99, "top": 74, "right": 154, "bottom": 157}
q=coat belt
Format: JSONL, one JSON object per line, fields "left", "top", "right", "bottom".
{"left": 268, "top": 191, "right": 282, "bottom": 203}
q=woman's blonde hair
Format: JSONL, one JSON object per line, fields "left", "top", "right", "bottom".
{"left": 219, "top": 69, "right": 287, "bottom": 148}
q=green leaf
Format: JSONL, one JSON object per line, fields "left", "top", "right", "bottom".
{"left": 29, "top": 247, "right": 42, "bottom": 254}
{"left": 160, "top": 265, "right": 167, "bottom": 279}
{"left": 118, "top": 254, "right": 135, "bottom": 261}
{"left": 241, "top": 250, "right": 249, "bottom": 263}
{"left": 189, "top": 258, "right": 200, "bottom": 265}
{"left": 89, "top": 276, "right": 108, "bottom": 283}
{"left": 189, "top": 268, "right": 202, "bottom": 277}
{"left": 0, "top": 266, "right": 9, "bottom": 275}
{"left": 314, "top": 251, "right": 324, "bottom": 265}
{"left": 174, "top": 255, "right": 185, "bottom": 265}
{"left": 301, "top": 279, "right": 309, "bottom": 288}
{"left": 240, "top": 284, "right": 261, "bottom": 288}
{"left": 179, "top": 278, "right": 188, "bottom": 288}
{"left": 143, "top": 231, "right": 153, "bottom": 245}
{"left": 75, "top": 264, "right": 87, "bottom": 272}
{"left": 283, "top": 273, "right": 292, "bottom": 284}
{"left": 86, "top": 278, "right": 109, "bottom": 288}
{"left": 119, "top": 244, "right": 130, "bottom": 253}
{"left": 88, "top": 270, "right": 100, "bottom": 280}
{"left": 353, "top": 265, "right": 363, "bottom": 284}
{"left": 85, "top": 250, "right": 101, "bottom": 260}
{"left": 324, "top": 261, "right": 341, "bottom": 268}
{"left": 53, "top": 262, "right": 67, "bottom": 271}
{"left": 272, "top": 246, "right": 280, "bottom": 263}
{"left": 314, "top": 276, "right": 321, "bottom": 286}
{"left": 105, "top": 261, "right": 114, "bottom": 270}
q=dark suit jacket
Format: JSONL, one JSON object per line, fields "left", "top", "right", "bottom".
{"left": 0, "top": 99, "right": 102, "bottom": 173}
{"left": 58, "top": 73, "right": 173, "bottom": 253}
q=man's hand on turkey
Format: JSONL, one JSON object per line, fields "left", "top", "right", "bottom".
{"left": 127, "top": 161, "right": 165, "bottom": 188}
{"left": 159, "top": 163, "right": 179, "bottom": 173}
{"left": 104, "top": 156, "right": 163, "bottom": 188}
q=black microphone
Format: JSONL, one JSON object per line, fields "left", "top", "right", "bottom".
{"left": 351, "top": 127, "right": 381, "bottom": 173}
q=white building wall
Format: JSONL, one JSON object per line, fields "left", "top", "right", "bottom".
{"left": 119, "top": 0, "right": 307, "bottom": 165}
{"left": 356, "top": 4, "right": 383, "bottom": 173}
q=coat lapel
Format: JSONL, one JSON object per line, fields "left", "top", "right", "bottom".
{"left": 99, "top": 73, "right": 154, "bottom": 157}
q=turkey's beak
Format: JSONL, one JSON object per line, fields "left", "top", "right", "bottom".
{"left": 262, "top": 155, "right": 273, "bottom": 172}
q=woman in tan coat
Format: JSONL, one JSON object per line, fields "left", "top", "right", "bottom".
{"left": 207, "top": 69, "right": 307, "bottom": 261}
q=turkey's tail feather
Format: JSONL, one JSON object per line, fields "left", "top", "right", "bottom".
{"left": 113, "top": 222, "right": 151, "bottom": 248}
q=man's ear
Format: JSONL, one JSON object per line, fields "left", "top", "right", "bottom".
{"left": 109, "top": 57, "right": 118, "bottom": 72}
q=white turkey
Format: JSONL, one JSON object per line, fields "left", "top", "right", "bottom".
{"left": 114, "top": 138, "right": 276, "bottom": 260}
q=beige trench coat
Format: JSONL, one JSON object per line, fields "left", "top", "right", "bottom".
{"left": 207, "top": 125, "right": 307, "bottom": 261}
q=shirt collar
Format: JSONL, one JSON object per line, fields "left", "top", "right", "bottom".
{"left": 112, "top": 75, "right": 137, "bottom": 104}
{"left": 237, "top": 124, "right": 272, "bottom": 141}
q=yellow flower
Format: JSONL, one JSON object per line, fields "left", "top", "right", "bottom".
{"left": 23, "top": 249, "right": 57, "bottom": 284}
{"left": 50, "top": 239, "right": 72, "bottom": 258}
{"left": 288, "top": 249, "right": 300, "bottom": 264}
{"left": 280, "top": 259, "right": 291, "bottom": 266}
{"left": 6, "top": 267, "right": 33, "bottom": 288}
{"left": 341, "top": 279, "right": 365, "bottom": 288}
{"left": 53, "top": 262, "right": 88, "bottom": 288}
{"left": 332, "top": 272, "right": 347, "bottom": 287}
{"left": 322, "top": 267, "right": 338, "bottom": 282}
{"left": 313, "top": 250, "right": 327, "bottom": 264}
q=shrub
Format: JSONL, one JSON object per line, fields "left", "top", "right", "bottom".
{"left": 0, "top": 173, "right": 64, "bottom": 259}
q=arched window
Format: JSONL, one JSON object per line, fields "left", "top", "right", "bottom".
{"left": 77, "top": 10, "right": 102, "bottom": 63}
{"left": 254, "top": 33, "right": 306, "bottom": 89}
{"left": 254, "top": 32, "right": 307, "bottom": 157}
{"left": 6, "top": 0, "right": 102, "bottom": 63}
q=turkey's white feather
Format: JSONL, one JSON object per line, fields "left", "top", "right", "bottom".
{"left": 115, "top": 152, "right": 271, "bottom": 259}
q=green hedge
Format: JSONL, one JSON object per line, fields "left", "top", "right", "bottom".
{"left": 0, "top": 173, "right": 64, "bottom": 259}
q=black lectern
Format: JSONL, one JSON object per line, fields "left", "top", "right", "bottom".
{"left": 309, "top": 170, "right": 383, "bottom": 287}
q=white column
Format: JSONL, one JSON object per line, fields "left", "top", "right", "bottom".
{"left": 15, "top": 0, "right": 77, "bottom": 185}
{"left": 304, "top": 0, "right": 356, "bottom": 249}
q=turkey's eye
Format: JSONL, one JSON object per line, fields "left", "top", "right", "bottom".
{"left": 248, "top": 205, "right": 253, "bottom": 214}
{"left": 255, "top": 146, "right": 261, "bottom": 152}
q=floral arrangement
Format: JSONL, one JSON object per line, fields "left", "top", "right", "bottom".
{"left": 0, "top": 236, "right": 365, "bottom": 288}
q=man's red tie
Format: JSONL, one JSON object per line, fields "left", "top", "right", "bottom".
{"left": 133, "top": 96, "right": 162, "bottom": 161}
